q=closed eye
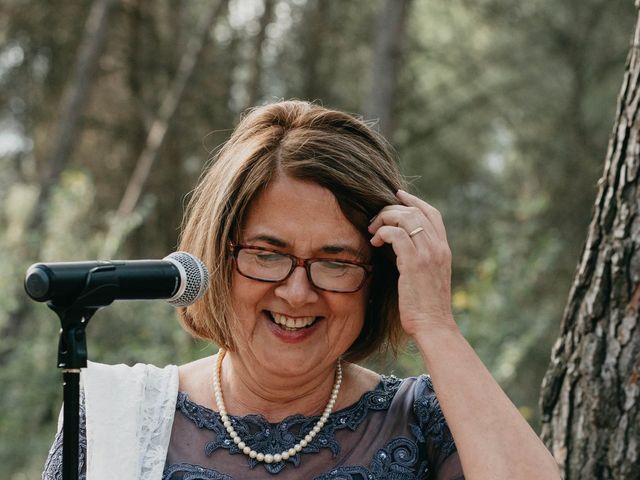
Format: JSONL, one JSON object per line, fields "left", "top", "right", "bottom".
{"left": 255, "top": 252, "right": 285, "bottom": 262}
{"left": 322, "top": 261, "right": 349, "bottom": 270}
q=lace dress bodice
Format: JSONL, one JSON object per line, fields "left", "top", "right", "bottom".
{"left": 43, "top": 375, "right": 464, "bottom": 479}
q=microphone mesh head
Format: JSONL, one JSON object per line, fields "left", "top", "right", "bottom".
{"left": 164, "top": 252, "right": 209, "bottom": 307}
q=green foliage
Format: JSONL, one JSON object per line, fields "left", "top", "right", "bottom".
{"left": 0, "top": 0, "right": 635, "bottom": 476}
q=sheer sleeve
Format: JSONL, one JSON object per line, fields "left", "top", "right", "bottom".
{"left": 42, "top": 394, "right": 87, "bottom": 480}
{"left": 435, "top": 451, "right": 464, "bottom": 480}
{"left": 412, "top": 375, "right": 465, "bottom": 479}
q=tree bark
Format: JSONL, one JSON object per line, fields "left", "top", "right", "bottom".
{"left": 540, "top": 6, "right": 640, "bottom": 479}
{"left": 363, "top": 0, "right": 412, "bottom": 139}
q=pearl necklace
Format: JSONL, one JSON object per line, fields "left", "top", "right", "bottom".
{"left": 212, "top": 350, "right": 342, "bottom": 464}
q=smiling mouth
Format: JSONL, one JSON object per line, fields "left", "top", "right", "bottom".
{"left": 266, "top": 311, "right": 321, "bottom": 331}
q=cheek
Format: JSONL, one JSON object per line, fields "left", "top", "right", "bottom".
{"left": 329, "top": 292, "right": 368, "bottom": 330}
{"left": 230, "top": 272, "right": 269, "bottom": 313}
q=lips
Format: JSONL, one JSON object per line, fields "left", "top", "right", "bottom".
{"left": 267, "top": 311, "right": 321, "bottom": 331}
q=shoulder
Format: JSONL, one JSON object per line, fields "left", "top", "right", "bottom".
{"left": 398, "top": 374, "right": 443, "bottom": 423}
{"left": 178, "top": 355, "right": 217, "bottom": 409}
{"left": 337, "top": 362, "right": 381, "bottom": 410}
{"left": 375, "top": 374, "right": 447, "bottom": 436}
{"left": 405, "top": 374, "right": 458, "bottom": 463}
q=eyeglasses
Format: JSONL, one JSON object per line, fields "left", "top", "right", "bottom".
{"left": 229, "top": 243, "right": 373, "bottom": 293}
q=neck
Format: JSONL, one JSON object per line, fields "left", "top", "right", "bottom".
{"left": 219, "top": 350, "right": 340, "bottom": 422}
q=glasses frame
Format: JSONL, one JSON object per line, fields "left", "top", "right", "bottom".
{"left": 229, "top": 243, "right": 373, "bottom": 293}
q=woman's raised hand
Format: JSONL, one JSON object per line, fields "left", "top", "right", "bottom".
{"left": 368, "top": 190, "right": 457, "bottom": 338}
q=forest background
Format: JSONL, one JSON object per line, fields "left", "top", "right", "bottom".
{"left": 0, "top": 0, "right": 636, "bottom": 477}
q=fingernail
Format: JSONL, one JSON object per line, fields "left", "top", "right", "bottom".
{"left": 369, "top": 215, "right": 377, "bottom": 224}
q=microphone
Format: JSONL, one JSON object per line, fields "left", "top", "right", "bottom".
{"left": 24, "top": 252, "right": 209, "bottom": 307}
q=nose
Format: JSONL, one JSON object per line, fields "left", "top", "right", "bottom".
{"left": 274, "top": 265, "right": 319, "bottom": 307}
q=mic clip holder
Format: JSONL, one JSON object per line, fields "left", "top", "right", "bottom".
{"left": 47, "top": 268, "right": 119, "bottom": 480}
{"left": 49, "top": 304, "right": 97, "bottom": 371}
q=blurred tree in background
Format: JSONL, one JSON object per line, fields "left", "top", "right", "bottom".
{"left": 0, "top": 0, "right": 635, "bottom": 477}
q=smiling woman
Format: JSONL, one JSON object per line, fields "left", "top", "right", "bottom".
{"left": 178, "top": 101, "right": 406, "bottom": 364}
{"left": 43, "top": 101, "right": 561, "bottom": 480}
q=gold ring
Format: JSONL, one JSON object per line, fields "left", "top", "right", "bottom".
{"left": 408, "top": 227, "right": 424, "bottom": 237}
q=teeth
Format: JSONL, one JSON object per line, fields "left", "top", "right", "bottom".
{"left": 271, "top": 313, "right": 316, "bottom": 329}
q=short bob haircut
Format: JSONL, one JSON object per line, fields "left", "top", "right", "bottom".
{"left": 178, "top": 100, "right": 407, "bottom": 362}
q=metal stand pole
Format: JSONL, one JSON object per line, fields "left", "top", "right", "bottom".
{"left": 62, "top": 370, "right": 81, "bottom": 480}
{"left": 49, "top": 304, "right": 98, "bottom": 480}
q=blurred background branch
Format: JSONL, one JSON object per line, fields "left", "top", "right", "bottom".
{"left": 103, "top": 0, "right": 229, "bottom": 258}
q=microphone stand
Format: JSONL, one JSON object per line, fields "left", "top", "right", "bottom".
{"left": 49, "top": 303, "right": 96, "bottom": 480}
{"left": 46, "top": 268, "right": 119, "bottom": 480}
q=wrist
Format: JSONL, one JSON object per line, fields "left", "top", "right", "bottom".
{"left": 411, "top": 322, "right": 466, "bottom": 365}
{"left": 408, "top": 314, "right": 459, "bottom": 341}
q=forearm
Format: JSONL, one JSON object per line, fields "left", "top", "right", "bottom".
{"left": 414, "top": 325, "right": 560, "bottom": 480}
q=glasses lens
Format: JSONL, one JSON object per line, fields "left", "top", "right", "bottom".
{"left": 310, "top": 261, "right": 366, "bottom": 292}
{"left": 236, "top": 248, "right": 292, "bottom": 281}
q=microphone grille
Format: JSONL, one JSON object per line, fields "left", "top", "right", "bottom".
{"left": 164, "top": 252, "right": 209, "bottom": 307}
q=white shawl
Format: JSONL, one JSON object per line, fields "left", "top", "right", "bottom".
{"left": 79, "top": 361, "right": 179, "bottom": 480}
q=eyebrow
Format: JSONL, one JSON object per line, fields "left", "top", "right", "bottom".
{"left": 245, "top": 234, "right": 366, "bottom": 259}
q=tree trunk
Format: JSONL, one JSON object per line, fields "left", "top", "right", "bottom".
{"left": 245, "top": 0, "right": 276, "bottom": 108}
{"left": 27, "top": 0, "right": 116, "bottom": 234}
{"left": 539, "top": 6, "right": 640, "bottom": 479}
{"left": 363, "top": 0, "right": 412, "bottom": 139}
{"left": 114, "top": 0, "right": 228, "bottom": 221}
{"left": 301, "top": 0, "right": 329, "bottom": 101}
{"left": 0, "top": 0, "right": 116, "bottom": 363}
{"left": 99, "top": 0, "right": 228, "bottom": 258}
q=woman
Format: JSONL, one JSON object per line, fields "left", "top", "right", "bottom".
{"left": 44, "top": 101, "right": 560, "bottom": 479}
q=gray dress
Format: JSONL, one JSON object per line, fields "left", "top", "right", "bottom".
{"left": 44, "top": 375, "right": 464, "bottom": 479}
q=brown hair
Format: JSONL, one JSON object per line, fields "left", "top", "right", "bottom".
{"left": 178, "top": 100, "right": 407, "bottom": 362}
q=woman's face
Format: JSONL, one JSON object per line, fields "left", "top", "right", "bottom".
{"left": 230, "top": 175, "right": 371, "bottom": 377}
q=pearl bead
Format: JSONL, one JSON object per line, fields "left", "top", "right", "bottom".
{"left": 212, "top": 350, "right": 342, "bottom": 464}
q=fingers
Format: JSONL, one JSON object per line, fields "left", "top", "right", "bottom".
{"left": 369, "top": 206, "right": 436, "bottom": 245}
{"left": 370, "top": 225, "right": 417, "bottom": 253}
{"left": 370, "top": 225, "right": 420, "bottom": 272}
{"left": 396, "top": 190, "right": 447, "bottom": 240}
{"left": 368, "top": 190, "right": 446, "bottom": 243}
